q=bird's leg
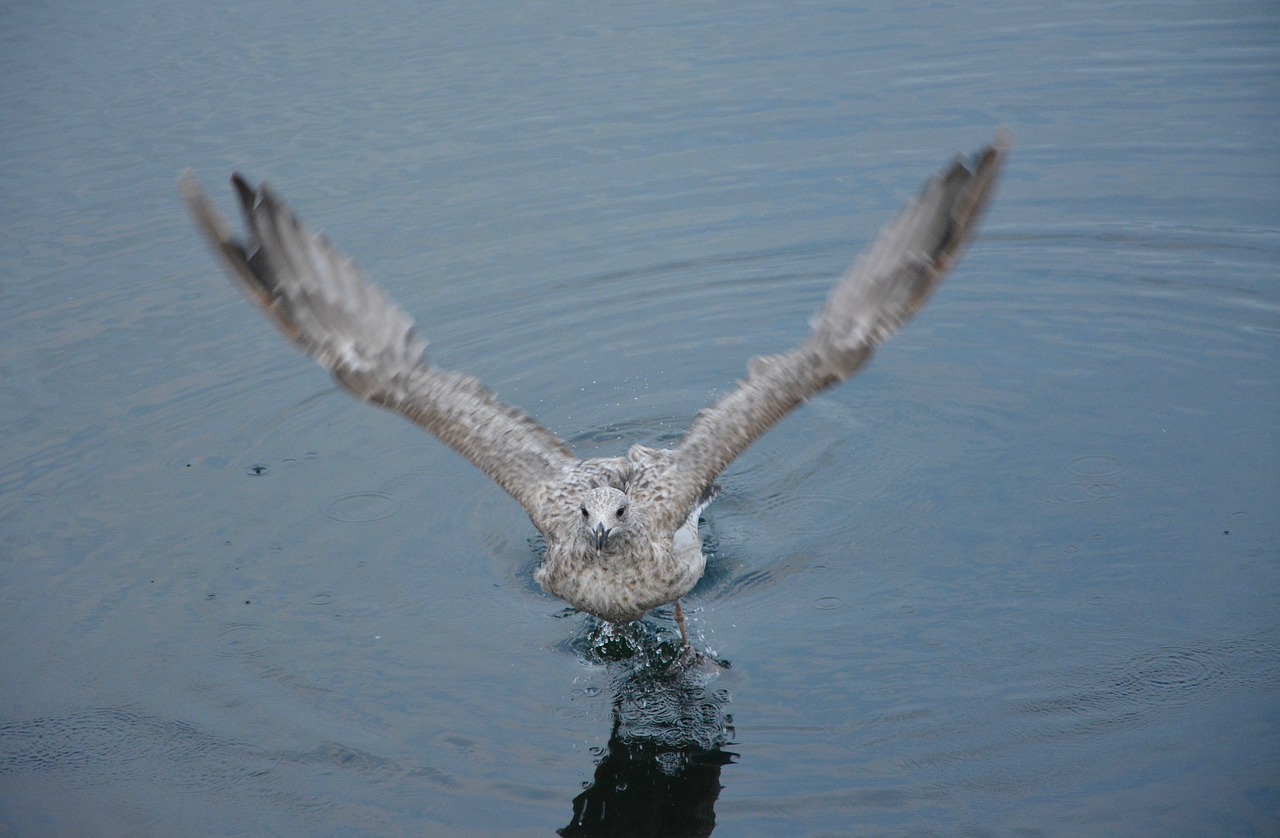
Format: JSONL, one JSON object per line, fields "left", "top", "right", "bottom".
{"left": 674, "top": 600, "right": 690, "bottom": 646}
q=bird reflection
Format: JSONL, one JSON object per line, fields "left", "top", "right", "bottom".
{"left": 559, "top": 620, "right": 737, "bottom": 838}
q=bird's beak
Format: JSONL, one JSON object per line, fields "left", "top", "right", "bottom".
{"left": 593, "top": 523, "right": 610, "bottom": 550}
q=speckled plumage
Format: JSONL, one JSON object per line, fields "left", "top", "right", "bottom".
{"left": 181, "top": 132, "right": 1007, "bottom": 628}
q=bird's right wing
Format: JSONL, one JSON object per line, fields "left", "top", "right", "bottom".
{"left": 181, "top": 174, "right": 577, "bottom": 527}
{"left": 650, "top": 132, "right": 1009, "bottom": 532}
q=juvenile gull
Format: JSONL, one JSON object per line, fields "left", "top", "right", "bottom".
{"left": 181, "top": 133, "right": 1007, "bottom": 642}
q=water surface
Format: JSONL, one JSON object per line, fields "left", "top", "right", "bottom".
{"left": 1, "top": 1, "right": 1277, "bottom": 835}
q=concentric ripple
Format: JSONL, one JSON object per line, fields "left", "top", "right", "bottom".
{"left": 323, "top": 491, "right": 400, "bottom": 524}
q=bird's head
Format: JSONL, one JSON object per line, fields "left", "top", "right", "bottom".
{"left": 579, "top": 486, "right": 631, "bottom": 551}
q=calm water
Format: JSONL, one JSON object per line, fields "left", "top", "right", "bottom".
{"left": 2, "top": 1, "right": 1278, "bottom": 835}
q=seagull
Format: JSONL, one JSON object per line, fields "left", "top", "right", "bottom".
{"left": 181, "top": 132, "right": 1007, "bottom": 644}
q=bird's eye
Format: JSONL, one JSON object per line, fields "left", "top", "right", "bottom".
{"left": 616, "top": 507, "right": 626, "bottom": 518}
{"left": 580, "top": 506, "right": 588, "bottom": 517}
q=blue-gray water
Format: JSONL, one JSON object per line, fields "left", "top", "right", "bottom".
{"left": 2, "top": 1, "right": 1277, "bottom": 835}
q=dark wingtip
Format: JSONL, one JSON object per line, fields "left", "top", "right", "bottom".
{"left": 230, "top": 173, "right": 257, "bottom": 216}
{"left": 932, "top": 132, "right": 1008, "bottom": 258}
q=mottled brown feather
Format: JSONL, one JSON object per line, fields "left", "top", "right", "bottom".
{"left": 180, "top": 131, "right": 1008, "bottom": 624}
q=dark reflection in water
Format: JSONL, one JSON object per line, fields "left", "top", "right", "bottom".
{"left": 560, "top": 621, "right": 737, "bottom": 838}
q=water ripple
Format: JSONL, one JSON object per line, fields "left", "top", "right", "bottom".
{"left": 0, "top": 707, "right": 257, "bottom": 793}
{"left": 1012, "top": 637, "right": 1280, "bottom": 742}
{"left": 323, "top": 491, "right": 401, "bottom": 524}
{"left": 1067, "top": 454, "right": 1125, "bottom": 478}
{"left": 215, "top": 622, "right": 286, "bottom": 661}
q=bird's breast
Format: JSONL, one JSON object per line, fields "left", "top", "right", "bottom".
{"left": 535, "top": 537, "right": 700, "bottom": 624}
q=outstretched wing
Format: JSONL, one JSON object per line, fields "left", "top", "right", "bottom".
{"left": 180, "top": 173, "right": 576, "bottom": 526}
{"left": 652, "top": 131, "right": 1009, "bottom": 531}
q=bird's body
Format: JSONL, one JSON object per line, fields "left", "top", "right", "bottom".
{"left": 534, "top": 464, "right": 717, "bottom": 624}
{"left": 181, "top": 133, "right": 1007, "bottom": 637}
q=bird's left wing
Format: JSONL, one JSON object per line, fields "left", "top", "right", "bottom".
{"left": 649, "top": 132, "right": 1009, "bottom": 532}
{"left": 181, "top": 173, "right": 577, "bottom": 527}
